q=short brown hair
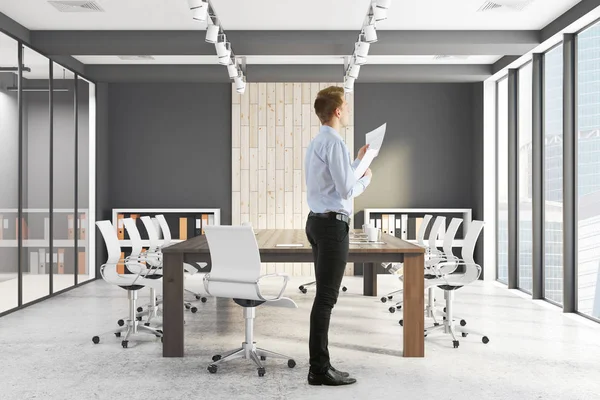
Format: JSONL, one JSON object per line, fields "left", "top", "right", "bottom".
{"left": 314, "top": 86, "right": 344, "bottom": 124}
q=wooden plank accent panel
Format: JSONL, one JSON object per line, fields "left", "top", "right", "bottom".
{"left": 232, "top": 82, "right": 353, "bottom": 276}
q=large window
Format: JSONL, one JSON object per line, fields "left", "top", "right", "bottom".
{"left": 497, "top": 77, "right": 509, "bottom": 284}
{"left": 518, "top": 62, "right": 533, "bottom": 293}
{"left": 577, "top": 21, "right": 600, "bottom": 320}
{"left": 544, "top": 44, "right": 564, "bottom": 304}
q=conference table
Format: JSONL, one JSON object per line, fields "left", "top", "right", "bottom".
{"left": 161, "top": 229, "right": 425, "bottom": 358}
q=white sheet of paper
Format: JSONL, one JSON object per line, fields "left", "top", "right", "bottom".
{"left": 276, "top": 243, "right": 303, "bottom": 247}
{"left": 365, "top": 123, "right": 387, "bottom": 155}
{"left": 354, "top": 148, "right": 377, "bottom": 180}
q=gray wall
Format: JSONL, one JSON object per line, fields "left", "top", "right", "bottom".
{"left": 107, "top": 83, "right": 232, "bottom": 223}
{"left": 353, "top": 83, "right": 483, "bottom": 270}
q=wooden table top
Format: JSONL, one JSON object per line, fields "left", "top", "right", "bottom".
{"left": 162, "top": 229, "right": 424, "bottom": 254}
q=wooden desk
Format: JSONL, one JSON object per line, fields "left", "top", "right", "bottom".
{"left": 161, "top": 229, "right": 425, "bottom": 358}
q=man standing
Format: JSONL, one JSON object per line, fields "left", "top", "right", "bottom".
{"left": 304, "top": 86, "right": 371, "bottom": 386}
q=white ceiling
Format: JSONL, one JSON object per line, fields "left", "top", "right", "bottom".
{"left": 0, "top": 0, "right": 583, "bottom": 30}
{"left": 72, "top": 55, "right": 503, "bottom": 65}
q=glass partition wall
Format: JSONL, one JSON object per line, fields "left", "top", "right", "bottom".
{"left": 0, "top": 31, "right": 96, "bottom": 316}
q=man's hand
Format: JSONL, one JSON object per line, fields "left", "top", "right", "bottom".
{"left": 357, "top": 144, "right": 370, "bottom": 160}
{"left": 362, "top": 168, "right": 372, "bottom": 179}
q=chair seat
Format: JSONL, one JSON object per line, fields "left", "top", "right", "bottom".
{"left": 118, "top": 284, "right": 145, "bottom": 291}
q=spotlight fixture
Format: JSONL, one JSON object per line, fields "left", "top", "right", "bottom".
{"left": 343, "top": 76, "right": 355, "bottom": 93}
{"left": 376, "top": 0, "right": 392, "bottom": 9}
{"left": 363, "top": 22, "right": 377, "bottom": 43}
{"left": 227, "top": 58, "right": 240, "bottom": 79}
{"left": 205, "top": 17, "right": 220, "bottom": 43}
{"left": 188, "top": 0, "right": 208, "bottom": 21}
{"left": 234, "top": 75, "right": 246, "bottom": 94}
{"left": 347, "top": 64, "right": 360, "bottom": 79}
{"left": 354, "top": 34, "right": 370, "bottom": 64}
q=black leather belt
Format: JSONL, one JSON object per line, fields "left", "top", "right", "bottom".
{"left": 309, "top": 211, "right": 350, "bottom": 225}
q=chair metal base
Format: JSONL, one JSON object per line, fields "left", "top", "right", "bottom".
{"left": 207, "top": 306, "right": 296, "bottom": 376}
{"left": 424, "top": 291, "right": 489, "bottom": 348}
{"left": 298, "top": 280, "right": 347, "bottom": 294}
{"left": 93, "top": 290, "right": 163, "bottom": 348}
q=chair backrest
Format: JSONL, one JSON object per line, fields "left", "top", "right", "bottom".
{"left": 123, "top": 218, "right": 143, "bottom": 258}
{"left": 155, "top": 215, "right": 172, "bottom": 247}
{"left": 96, "top": 220, "right": 121, "bottom": 265}
{"left": 203, "top": 225, "right": 263, "bottom": 299}
{"left": 462, "top": 220, "right": 484, "bottom": 266}
{"left": 427, "top": 216, "right": 446, "bottom": 250}
{"left": 416, "top": 214, "right": 433, "bottom": 246}
{"left": 141, "top": 216, "right": 161, "bottom": 250}
{"left": 443, "top": 218, "right": 463, "bottom": 256}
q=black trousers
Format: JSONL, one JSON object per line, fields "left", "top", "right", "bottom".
{"left": 305, "top": 215, "right": 350, "bottom": 373}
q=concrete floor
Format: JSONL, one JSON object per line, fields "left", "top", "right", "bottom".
{"left": 1, "top": 275, "right": 600, "bottom": 400}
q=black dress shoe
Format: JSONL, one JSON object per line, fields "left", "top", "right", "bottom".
{"left": 308, "top": 368, "right": 357, "bottom": 386}
{"left": 329, "top": 365, "right": 350, "bottom": 378}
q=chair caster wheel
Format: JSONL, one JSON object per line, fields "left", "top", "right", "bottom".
{"left": 144, "top": 322, "right": 150, "bottom": 327}
{"left": 399, "top": 319, "right": 403, "bottom": 326}
{"left": 342, "top": 286, "right": 347, "bottom": 292}
{"left": 301, "top": 288, "right": 307, "bottom": 294}
{"left": 137, "top": 307, "right": 143, "bottom": 313}
{"left": 260, "top": 356, "right": 266, "bottom": 361}
{"left": 184, "top": 304, "right": 191, "bottom": 310}
{"left": 397, "top": 305, "right": 402, "bottom": 310}
{"left": 443, "top": 307, "right": 447, "bottom": 312}
{"left": 388, "top": 295, "right": 393, "bottom": 300}
{"left": 195, "top": 295, "right": 202, "bottom": 300}
{"left": 136, "top": 316, "right": 142, "bottom": 321}
{"left": 482, "top": 336, "right": 489, "bottom": 344}
{"left": 117, "top": 319, "right": 124, "bottom": 326}
{"left": 299, "top": 285, "right": 304, "bottom": 292}
{"left": 161, "top": 337, "right": 163, "bottom": 343}
{"left": 434, "top": 323, "right": 440, "bottom": 327}
{"left": 462, "top": 332, "right": 468, "bottom": 338}
{"left": 208, "top": 365, "right": 218, "bottom": 374}
{"left": 92, "top": 336, "right": 100, "bottom": 344}
{"left": 388, "top": 307, "right": 396, "bottom": 313}
{"left": 191, "top": 307, "right": 198, "bottom": 313}
{"left": 288, "top": 359, "right": 296, "bottom": 368}
{"left": 381, "top": 297, "right": 387, "bottom": 303}
{"left": 114, "top": 332, "right": 121, "bottom": 338}
{"left": 201, "top": 297, "right": 207, "bottom": 303}
{"left": 258, "top": 367, "right": 266, "bottom": 377}
{"left": 453, "top": 340, "right": 459, "bottom": 348}
{"left": 460, "top": 319, "right": 467, "bottom": 326}
{"left": 212, "top": 355, "right": 222, "bottom": 362}
{"left": 122, "top": 340, "right": 129, "bottom": 348}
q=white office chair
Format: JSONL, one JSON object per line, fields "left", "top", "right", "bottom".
{"left": 406, "top": 220, "right": 489, "bottom": 348}
{"left": 92, "top": 220, "right": 163, "bottom": 348}
{"left": 383, "top": 215, "right": 446, "bottom": 310}
{"left": 203, "top": 225, "right": 297, "bottom": 377}
{"left": 126, "top": 216, "right": 209, "bottom": 320}
{"left": 153, "top": 215, "right": 209, "bottom": 303}
{"left": 381, "top": 214, "right": 434, "bottom": 302}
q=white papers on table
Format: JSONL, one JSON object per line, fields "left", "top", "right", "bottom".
{"left": 275, "top": 243, "right": 303, "bottom": 247}
{"left": 365, "top": 123, "right": 387, "bottom": 155}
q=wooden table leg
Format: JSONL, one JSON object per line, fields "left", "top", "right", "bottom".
{"left": 403, "top": 253, "right": 425, "bottom": 357}
{"left": 363, "top": 262, "right": 377, "bottom": 296}
{"left": 162, "top": 252, "right": 184, "bottom": 357}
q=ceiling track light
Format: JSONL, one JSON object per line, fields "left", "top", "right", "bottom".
{"left": 343, "top": 0, "right": 392, "bottom": 91}
{"left": 188, "top": 0, "right": 246, "bottom": 93}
